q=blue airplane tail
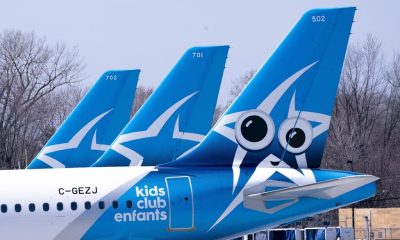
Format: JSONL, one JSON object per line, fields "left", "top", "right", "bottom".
{"left": 28, "top": 70, "right": 140, "bottom": 169}
{"left": 166, "top": 8, "right": 355, "bottom": 169}
{"left": 93, "top": 46, "right": 229, "bottom": 167}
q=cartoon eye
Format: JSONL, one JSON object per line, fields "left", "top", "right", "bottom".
{"left": 278, "top": 117, "right": 313, "bottom": 154}
{"left": 235, "top": 110, "right": 275, "bottom": 151}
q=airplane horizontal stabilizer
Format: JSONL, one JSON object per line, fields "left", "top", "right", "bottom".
{"left": 244, "top": 175, "right": 378, "bottom": 214}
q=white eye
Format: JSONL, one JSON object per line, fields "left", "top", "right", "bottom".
{"left": 235, "top": 110, "right": 275, "bottom": 151}
{"left": 278, "top": 117, "right": 313, "bottom": 154}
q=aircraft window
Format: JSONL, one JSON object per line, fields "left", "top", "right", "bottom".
{"left": 29, "top": 203, "right": 35, "bottom": 212}
{"left": 15, "top": 204, "right": 21, "bottom": 213}
{"left": 1, "top": 204, "right": 7, "bottom": 213}
{"left": 43, "top": 203, "right": 49, "bottom": 211}
{"left": 84, "top": 201, "right": 91, "bottom": 210}
{"left": 57, "top": 202, "right": 63, "bottom": 211}
{"left": 126, "top": 200, "right": 132, "bottom": 208}
{"left": 112, "top": 200, "right": 118, "bottom": 209}
{"left": 98, "top": 201, "right": 105, "bottom": 210}
{"left": 71, "top": 202, "right": 77, "bottom": 211}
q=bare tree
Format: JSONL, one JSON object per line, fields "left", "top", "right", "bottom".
{"left": 324, "top": 35, "right": 386, "bottom": 173}
{"left": 15, "top": 86, "right": 85, "bottom": 168}
{"left": 228, "top": 69, "right": 256, "bottom": 105}
{"left": 0, "top": 30, "right": 85, "bottom": 168}
{"left": 211, "top": 70, "right": 257, "bottom": 125}
{"left": 131, "top": 85, "right": 153, "bottom": 116}
{"left": 382, "top": 51, "right": 400, "bottom": 149}
{"left": 212, "top": 104, "right": 226, "bottom": 126}
{"left": 322, "top": 35, "right": 400, "bottom": 207}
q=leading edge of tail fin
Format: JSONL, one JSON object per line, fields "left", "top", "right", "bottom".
{"left": 166, "top": 7, "right": 355, "bottom": 169}
{"left": 27, "top": 70, "right": 140, "bottom": 169}
{"left": 92, "top": 46, "right": 229, "bottom": 167}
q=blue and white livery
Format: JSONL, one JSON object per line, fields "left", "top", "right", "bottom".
{"left": 28, "top": 70, "right": 140, "bottom": 168}
{"left": 0, "top": 8, "right": 378, "bottom": 240}
{"left": 93, "top": 46, "right": 229, "bottom": 167}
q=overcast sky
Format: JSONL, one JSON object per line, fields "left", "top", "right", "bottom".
{"left": 1, "top": 0, "right": 399, "bottom": 103}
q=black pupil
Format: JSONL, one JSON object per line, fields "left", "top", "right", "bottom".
{"left": 240, "top": 115, "right": 268, "bottom": 142}
{"left": 286, "top": 128, "right": 306, "bottom": 148}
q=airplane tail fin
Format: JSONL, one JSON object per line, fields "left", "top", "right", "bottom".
{"left": 165, "top": 8, "right": 355, "bottom": 169}
{"left": 93, "top": 46, "right": 229, "bottom": 167}
{"left": 27, "top": 70, "right": 140, "bottom": 169}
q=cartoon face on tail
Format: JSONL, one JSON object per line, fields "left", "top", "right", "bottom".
{"left": 169, "top": 7, "right": 355, "bottom": 170}
{"left": 164, "top": 8, "right": 357, "bottom": 231}
{"left": 166, "top": 8, "right": 356, "bottom": 201}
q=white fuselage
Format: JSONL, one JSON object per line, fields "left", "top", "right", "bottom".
{"left": 0, "top": 167, "right": 155, "bottom": 239}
